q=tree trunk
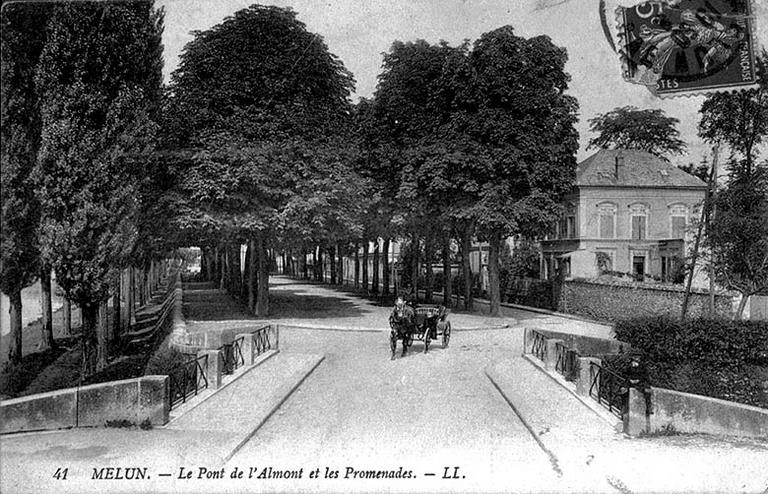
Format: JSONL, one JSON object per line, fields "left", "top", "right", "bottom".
{"left": 63, "top": 298, "right": 72, "bottom": 335}
{"left": 257, "top": 233, "right": 269, "bottom": 316}
{"left": 488, "top": 230, "right": 502, "bottom": 317}
{"left": 39, "top": 266, "right": 55, "bottom": 351}
{"left": 96, "top": 298, "right": 109, "bottom": 372}
{"left": 206, "top": 247, "right": 215, "bottom": 282}
{"left": 372, "top": 239, "right": 380, "bottom": 295}
{"left": 80, "top": 303, "right": 98, "bottom": 379}
{"left": 248, "top": 237, "right": 256, "bottom": 312}
{"left": 425, "top": 236, "right": 434, "bottom": 303}
{"left": 362, "top": 241, "right": 369, "bottom": 292}
{"left": 8, "top": 289, "right": 23, "bottom": 364}
{"left": 461, "top": 226, "right": 473, "bottom": 311}
{"left": 354, "top": 243, "right": 360, "bottom": 289}
{"left": 735, "top": 293, "right": 749, "bottom": 320}
{"left": 330, "top": 247, "right": 337, "bottom": 285}
{"left": 382, "top": 238, "right": 390, "bottom": 296}
{"left": 442, "top": 236, "right": 452, "bottom": 307}
{"left": 128, "top": 267, "right": 136, "bottom": 326}
{"left": 336, "top": 242, "right": 343, "bottom": 286}
{"left": 242, "top": 243, "right": 250, "bottom": 302}
{"left": 220, "top": 247, "right": 227, "bottom": 291}
{"left": 412, "top": 233, "right": 419, "bottom": 304}
{"left": 112, "top": 275, "right": 121, "bottom": 343}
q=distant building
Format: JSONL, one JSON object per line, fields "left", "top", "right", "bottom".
{"left": 540, "top": 149, "right": 707, "bottom": 282}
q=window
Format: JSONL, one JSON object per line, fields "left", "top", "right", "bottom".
{"left": 596, "top": 252, "right": 613, "bottom": 274}
{"left": 631, "top": 216, "right": 647, "bottom": 240}
{"left": 669, "top": 204, "right": 688, "bottom": 239}
{"left": 598, "top": 203, "right": 616, "bottom": 239}
{"left": 629, "top": 204, "right": 648, "bottom": 240}
{"left": 566, "top": 216, "right": 576, "bottom": 238}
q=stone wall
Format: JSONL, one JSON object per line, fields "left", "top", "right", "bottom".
{"left": 625, "top": 387, "right": 768, "bottom": 438}
{"left": 0, "top": 376, "right": 169, "bottom": 434}
{"left": 558, "top": 280, "right": 733, "bottom": 321}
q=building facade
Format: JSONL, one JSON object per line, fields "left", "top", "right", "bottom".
{"left": 540, "top": 149, "right": 707, "bottom": 282}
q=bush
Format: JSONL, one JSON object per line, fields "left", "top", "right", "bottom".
{"left": 614, "top": 317, "right": 768, "bottom": 367}
{"left": 614, "top": 317, "right": 768, "bottom": 407}
{"left": 144, "top": 344, "right": 192, "bottom": 376}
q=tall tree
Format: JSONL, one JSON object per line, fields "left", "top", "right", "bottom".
{"left": 34, "top": 1, "right": 164, "bottom": 373}
{"left": 699, "top": 52, "right": 768, "bottom": 318}
{"left": 699, "top": 52, "right": 768, "bottom": 180}
{"left": 0, "top": 2, "right": 51, "bottom": 363}
{"left": 164, "top": 5, "right": 355, "bottom": 316}
{"left": 442, "top": 28, "right": 579, "bottom": 316}
{"left": 588, "top": 106, "right": 686, "bottom": 158}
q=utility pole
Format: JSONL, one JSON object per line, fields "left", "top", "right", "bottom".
{"left": 682, "top": 143, "right": 719, "bottom": 319}
{"left": 707, "top": 144, "right": 720, "bottom": 315}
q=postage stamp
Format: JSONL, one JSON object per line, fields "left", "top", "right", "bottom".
{"left": 617, "top": 0, "right": 760, "bottom": 97}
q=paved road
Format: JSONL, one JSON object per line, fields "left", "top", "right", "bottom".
{"left": 229, "top": 326, "right": 565, "bottom": 492}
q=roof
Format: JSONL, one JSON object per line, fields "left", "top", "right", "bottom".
{"left": 576, "top": 149, "right": 707, "bottom": 189}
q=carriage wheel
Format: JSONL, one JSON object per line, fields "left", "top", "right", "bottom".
{"left": 442, "top": 322, "right": 451, "bottom": 348}
{"left": 423, "top": 326, "right": 431, "bottom": 353}
{"left": 390, "top": 331, "right": 397, "bottom": 359}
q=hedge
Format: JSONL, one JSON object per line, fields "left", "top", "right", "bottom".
{"left": 613, "top": 317, "right": 768, "bottom": 407}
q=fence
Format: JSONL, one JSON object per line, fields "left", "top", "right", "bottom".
{"left": 250, "top": 324, "right": 275, "bottom": 361}
{"left": 169, "top": 354, "right": 209, "bottom": 408}
{"left": 588, "top": 361, "right": 628, "bottom": 418}
{"left": 219, "top": 336, "right": 246, "bottom": 375}
{"left": 554, "top": 341, "right": 578, "bottom": 381}
{"left": 527, "top": 329, "right": 547, "bottom": 362}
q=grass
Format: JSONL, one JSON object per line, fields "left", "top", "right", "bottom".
{"left": 0, "top": 337, "right": 78, "bottom": 399}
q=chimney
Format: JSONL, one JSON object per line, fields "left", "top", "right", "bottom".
{"left": 615, "top": 153, "right": 624, "bottom": 179}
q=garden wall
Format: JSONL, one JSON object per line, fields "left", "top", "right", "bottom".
{"left": 625, "top": 387, "right": 768, "bottom": 438}
{"left": 557, "top": 281, "right": 733, "bottom": 321}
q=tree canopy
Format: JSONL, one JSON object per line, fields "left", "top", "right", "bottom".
{"left": 588, "top": 106, "right": 686, "bottom": 158}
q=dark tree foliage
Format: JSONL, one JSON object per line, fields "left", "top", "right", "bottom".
{"left": 33, "top": 1, "right": 164, "bottom": 372}
{"left": 0, "top": 1, "right": 51, "bottom": 363}
{"left": 704, "top": 163, "right": 768, "bottom": 318}
{"left": 369, "top": 28, "right": 579, "bottom": 315}
{"left": 163, "top": 5, "right": 359, "bottom": 314}
{"left": 588, "top": 106, "right": 686, "bottom": 158}
{"left": 699, "top": 52, "right": 768, "bottom": 318}
{"left": 164, "top": 5, "right": 354, "bottom": 148}
{"left": 699, "top": 51, "right": 768, "bottom": 180}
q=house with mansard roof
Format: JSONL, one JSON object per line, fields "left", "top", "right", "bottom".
{"left": 540, "top": 148, "right": 707, "bottom": 283}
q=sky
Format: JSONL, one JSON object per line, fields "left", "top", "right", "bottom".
{"left": 157, "top": 0, "right": 768, "bottom": 163}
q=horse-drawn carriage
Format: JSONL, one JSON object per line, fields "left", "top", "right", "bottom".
{"left": 389, "top": 297, "right": 451, "bottom": 359}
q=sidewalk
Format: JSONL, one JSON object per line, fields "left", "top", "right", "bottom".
{"left": 486, "top": 358, "right": 768, "bottom": 493}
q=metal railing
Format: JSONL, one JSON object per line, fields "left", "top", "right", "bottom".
{"left": 554, "top": 342, "right": 579, "bottom": 381}
{"left": 529, "top": 330, "right": 547, "bottom": 362}
{"left": 169, "top": 354, "right": 208, "bottom": 409}
{"left": 219, "top": 335, "right": 245, "bottom": 375}
{"left": 251, "top": 325, "right": 274, "bottom": 361}
{"left": 588, "top": 362, "right": 629, "bottom": 418}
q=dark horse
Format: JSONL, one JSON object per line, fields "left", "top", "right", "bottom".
{"left": 389, "top": 297, "right": 416, "bottom": 359}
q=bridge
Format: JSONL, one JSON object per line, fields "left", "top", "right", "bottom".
{"left": 0, "top": 276, "right": 766, "bottom": 494}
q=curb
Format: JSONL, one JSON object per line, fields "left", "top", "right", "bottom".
{"left": 273, "top": 322, "right": 512, "bottom": 332}
{"left": 485, "top": 366, "right": 563, "bottom": 477}
{"left": 221, "top": 354, "right": 325, "bottom": 464}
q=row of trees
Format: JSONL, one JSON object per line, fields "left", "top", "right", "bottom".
{"left": 159, "top": 6, "right": 580, "bottom": 318}
{"left": 1, "top": 1, "right": 169, "bottom": 370}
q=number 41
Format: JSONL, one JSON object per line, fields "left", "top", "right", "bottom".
{"left": 53, "top": 468, "right": 68, "bottom": 480}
